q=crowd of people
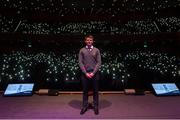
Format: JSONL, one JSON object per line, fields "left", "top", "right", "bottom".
{"left": 0, "top": 49, "right": 179, "bottom": 90}
{"left": 1, "top": 16, "right": 180, "bottom": 35}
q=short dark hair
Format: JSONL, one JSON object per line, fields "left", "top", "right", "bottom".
{"left": 84, "top": 34, "right": 94, "bottom": 40}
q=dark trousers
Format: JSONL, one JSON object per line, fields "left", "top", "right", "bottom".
{"left": 81, "top": 72, "right": 99, "bottom": 108}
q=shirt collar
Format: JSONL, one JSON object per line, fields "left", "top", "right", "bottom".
{"left": 86, "top": 45, "right": 93, "bottom": 49}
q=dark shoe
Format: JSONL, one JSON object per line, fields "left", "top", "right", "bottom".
{"left": 80, "top": 107, "right": 87, "bottom": 115}
{"left": 94, "top": 107, "right": 99, "bottom": 115}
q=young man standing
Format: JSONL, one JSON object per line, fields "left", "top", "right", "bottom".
{"left": 78, "top": 35, "right": 101, "bottom": 115}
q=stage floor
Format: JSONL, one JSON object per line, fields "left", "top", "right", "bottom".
{"left": 0, "top": 93, "right": 180, "bottom": 119}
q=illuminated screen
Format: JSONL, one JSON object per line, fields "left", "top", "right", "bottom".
{"left": 151, "top": 83, "right": 180, "bottom": 96}
{"left": 4, "top": 83, "right": 34, "bottom": 96}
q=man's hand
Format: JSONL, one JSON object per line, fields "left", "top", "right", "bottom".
{"left": 85, "top": 73, "right": 91, "bottom": 78}
{"left": 89, "top": 73, "right": 94, "bottom": 78}
{"left": 85, "top": 73, "right": 94, "bottom": 78}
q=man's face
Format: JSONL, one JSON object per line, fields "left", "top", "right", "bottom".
{"left": 85, "top": 37, "right": 94, "bottom": 46}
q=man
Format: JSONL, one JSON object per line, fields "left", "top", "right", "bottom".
{"left": 78, "top": 35, "right": 101, "bottom": 115}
